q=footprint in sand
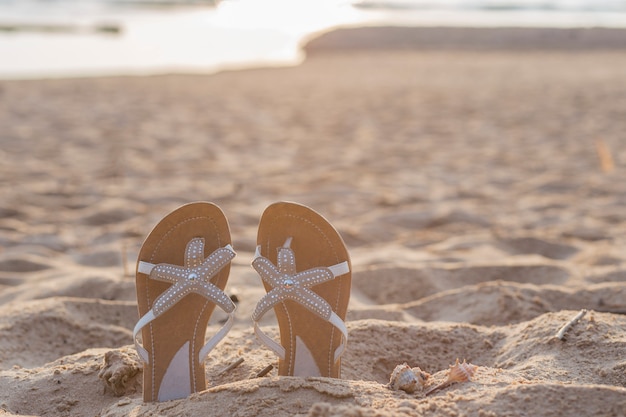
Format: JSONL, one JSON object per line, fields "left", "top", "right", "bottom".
{"left": 498, "top": 237, "right": 579, "bottom": 260}
{"left": 409, "top": 280, "right": 626, "bottom": 326}
{"left": 352, "top": 263, "right": 570, "bottom": 306}
{"left": 78, "top": 200, "right": 145, "bottom": 227}
{"left": 0, "top": 274, "right": 136, "bottom": 304}
{"left": 403, "top": 282, "right": 555, "bottom": 326}
{"left": 0, "top": 207, "right": 20, "bottom": 219}
{"left": 352, "top": 267, "right": 439, "bottom": 304}
{"left": 0, "top": 255, "right": 51, "bottom": 273}
{"left": 587, "top": 270, "right": 626, "bottom": 283}
{"left": 74, "top": 250, "right": 122, "bottom": 268}
{"left": 439, "top": 264, "right": 570, "bottom": 287}
{"left": 80, "top": 208, "right": 139, "bottom": 226}
{"left": 359, "top": 208, "right": 491, "bottom": 243}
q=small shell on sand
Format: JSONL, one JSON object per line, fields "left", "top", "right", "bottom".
{"left": 98, "top": 348, "right": 142, "bottom": 397}
{"left": 425, "top": 359, "right": 478, "bottom": 396}
{"left": 447, "top": 358, "right": 477, "bottom": 384}
{"left": 388, "top": 363, "right": 430, "bottom": 393}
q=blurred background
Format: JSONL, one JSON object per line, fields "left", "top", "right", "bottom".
{"left": 1, "top": 0, "right": 626, "bottom": 79}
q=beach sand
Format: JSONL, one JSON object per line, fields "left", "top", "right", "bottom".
{"left": 1, "top": 26, "right": 625, "bottom": 416}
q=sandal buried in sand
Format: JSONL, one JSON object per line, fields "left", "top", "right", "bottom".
{"left": 252, "top": 202, "right": 351, "bottom": 378}
{"left": 134, "top": 202, "right": 236, "bottom": 402}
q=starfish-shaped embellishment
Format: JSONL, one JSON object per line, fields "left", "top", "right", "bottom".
{"left": 252, "top": 241, "right": 335, "bottom": 322}
{"left": 150, "top": 238, "right": 236, "bottom": 317}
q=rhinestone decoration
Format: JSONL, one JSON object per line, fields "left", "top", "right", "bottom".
{"left": 150, "top": 238, "right": 236, "bottom": 316}
{"left": 252, "top": 243, "right": 335, "bottom": 322}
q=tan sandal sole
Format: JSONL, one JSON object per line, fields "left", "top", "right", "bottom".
{"left": 256, "top": 201, "right": 351, "bottom": 378}
{"left": 136, "top": 202, "right": 232, "bottom": 401}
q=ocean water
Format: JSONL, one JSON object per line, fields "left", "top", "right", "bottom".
{"left": 0, "top": 0, "right": 625, "bottom": 79}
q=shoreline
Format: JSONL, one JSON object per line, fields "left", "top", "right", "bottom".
{"left": 303, "top": 25, "right": 626, "bottom": 53}
{"left": 2, "top": 25, "right": 626, "bottom": 81}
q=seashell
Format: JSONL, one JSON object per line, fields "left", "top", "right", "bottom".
{"left": 446, "top": 358, "right": 477, "bottom": 384}
{"left": 388, "top": 363, "right": 430, "bottom": 393}
{"left": 425, "top": 359, "right": 478, "bottom": 396}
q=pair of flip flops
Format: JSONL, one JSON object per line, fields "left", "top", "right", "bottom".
{"left": 133, "top": 202, "right": 351, "bottom": 402}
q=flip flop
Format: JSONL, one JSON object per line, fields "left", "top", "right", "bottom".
{"left": 133, "top": 202, "right": 236, "bottom": 402}
{"left": 252, "top": 202, "right": 351, "bottom": 378}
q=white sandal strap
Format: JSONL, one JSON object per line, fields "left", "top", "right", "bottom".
{"left": 134, "top": 241, "right": 236, "bottom": 364}
{"left": 134, "top": 308, "right": 236, "bottom": 364}
{"left": 251, "top": 240, "right": 349, "bottom": 362}
{"left": 328, "top": 311, "right": 349, "bottom": 362}
{"left": 254, "top": 321, "right": 285, "bottom": 359}
{"left": 137, "top": 260, "right": 155, "bottom": 275}
{"left": 328, "top": 261, "right": 350, "bottom": 278}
